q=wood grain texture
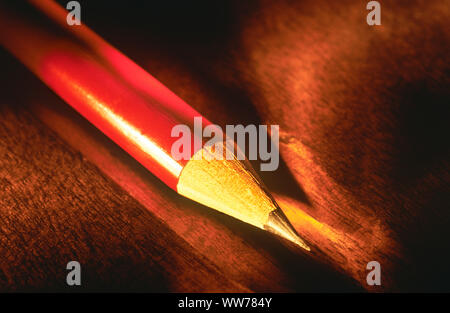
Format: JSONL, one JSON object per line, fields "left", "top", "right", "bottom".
{"left": 0, "top": 103, "right": 249, "bottom": 292}
{"left": 0, "top": 0, "right": 448, "bottom": 292}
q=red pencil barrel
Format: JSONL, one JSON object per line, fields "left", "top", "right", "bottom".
{"left": 0, "top": 1, "right": 209, "bottom": 190}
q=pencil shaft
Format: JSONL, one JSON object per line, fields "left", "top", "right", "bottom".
{"left": 0, "top": 0, "right": 208, "bottom": 190}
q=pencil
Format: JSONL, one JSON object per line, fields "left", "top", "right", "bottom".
{"left": 0, "top": 0, "right": 309, "bottom": 251}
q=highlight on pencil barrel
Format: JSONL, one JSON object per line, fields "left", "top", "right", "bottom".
{"left": 0, "top": 0, "right": 310, "bottom": 251}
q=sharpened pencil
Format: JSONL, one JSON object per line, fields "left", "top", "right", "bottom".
{"left": 0, "top": 0, "right": 309, "bottom": 251}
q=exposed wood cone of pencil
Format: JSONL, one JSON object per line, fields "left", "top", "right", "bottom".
{"left": 0, "top": 0, "right": 310, "bottom": 251}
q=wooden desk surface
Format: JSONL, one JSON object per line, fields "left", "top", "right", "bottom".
{"left": 0, "top": 0, "right": 448, "bottom": 292}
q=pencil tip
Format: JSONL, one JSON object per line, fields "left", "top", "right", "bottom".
{"left": 264, "top": 208, "right": 311, "bottom": 251}
{"left": 177, "top": 141, "right": 310, "bottom": 251}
